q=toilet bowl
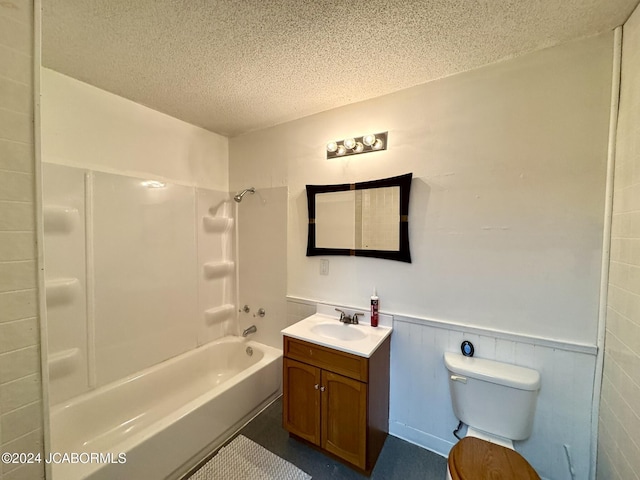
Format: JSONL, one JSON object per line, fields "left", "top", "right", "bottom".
{"left": 444, "top": 352, "right": 541, "bottom": 480}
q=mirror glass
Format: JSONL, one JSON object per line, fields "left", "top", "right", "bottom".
{"left": 307, "top": 173, "right": 412, "bottom": 262}
{"left": 316, "top": 190, "right": 356, "bottom": 249}
{"left": 315, "top": 187, "right": 400, "bottom": 250}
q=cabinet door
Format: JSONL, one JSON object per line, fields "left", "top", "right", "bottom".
{"left": 321, "top": 370, "right": 368, "bottom": 469}
{"left": 283, "top": 358, "right": 321, "bottom": 445}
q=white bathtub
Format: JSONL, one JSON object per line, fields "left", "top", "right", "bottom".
{"left": 50, "top": 336, "right": 282, "bottom": 480}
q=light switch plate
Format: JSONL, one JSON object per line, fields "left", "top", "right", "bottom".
{"left": 320, "top": 259, "right": 329, "bottom": 275}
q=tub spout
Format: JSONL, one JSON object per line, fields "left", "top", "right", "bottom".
{"left": 242, "top": 325, "right": 257, "bottom": 337}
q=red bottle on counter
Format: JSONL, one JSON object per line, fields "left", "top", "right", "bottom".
{"left": 371, "top": 287, "right": 379, "bottom": 327}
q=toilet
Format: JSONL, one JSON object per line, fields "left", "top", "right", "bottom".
{"left": 444, "top": 351, "right": 541, "bottom": 480}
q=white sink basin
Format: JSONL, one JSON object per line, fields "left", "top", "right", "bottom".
{"left": 310, "top": 323, "right": 367, "bottom": 341}
{"left": 281, "top": 309, "right": 393, "bottom": 358}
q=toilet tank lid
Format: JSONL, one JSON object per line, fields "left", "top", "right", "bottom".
{"left": 444, "top": 352, "right": 541, "bottom": 391}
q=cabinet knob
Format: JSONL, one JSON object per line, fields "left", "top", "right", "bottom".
{"left": 314, "top": 384, "right": 319, "bottom": 389}
{"left": 320, "top": 386, "right": 326, "bottom": 392}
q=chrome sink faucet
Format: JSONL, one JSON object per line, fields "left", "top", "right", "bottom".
{"left": 335, "top": 308, "right": 360, "bottom": 325}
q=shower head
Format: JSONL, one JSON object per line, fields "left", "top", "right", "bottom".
{"left": 233, "top": 187, "right": 255, "bottom": 203}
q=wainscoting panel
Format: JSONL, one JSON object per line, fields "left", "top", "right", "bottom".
{"left": 284, "top": 297, "right": 597, "bottom": 480}
{"left": 389, "top": 316, "right": 597, "bottom": 480}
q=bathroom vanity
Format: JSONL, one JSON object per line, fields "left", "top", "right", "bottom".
{"left": 281, "top": 307, "right": 392, "bottom": 473}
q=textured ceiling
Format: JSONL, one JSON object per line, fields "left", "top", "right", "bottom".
{"left": 42, "top": 0, "right": 639, "bottom": 137}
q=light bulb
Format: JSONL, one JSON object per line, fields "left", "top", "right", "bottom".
{"left": 336, "top": 145, "right": 347, "bottom": 156}
{"left": 344, "top": 138, "right": 356, "bottom": 149}
{"left": 327, "top": 141, "right": 338, "bottom": 153}
{"left": 363, "top": 134, "right": 376, "bottom": 146}
{"left": 354, "top": 142, "right": 364, "bottom": 153}
{"left": 372, "top": 138, "right": 384, "bottom": 150}
{"left": 141, "top": 180, "right": 166, "bottom": 188}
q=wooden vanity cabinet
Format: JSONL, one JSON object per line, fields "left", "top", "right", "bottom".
{"left": 282, "top": 357, "right": 321, "bottom": 445}
{"left": 282, "top": 335, "right": 390, "bottom": 473}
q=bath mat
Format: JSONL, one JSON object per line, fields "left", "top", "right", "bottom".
{"left": 190, "top": 435, "right": 312, "bottom": 480}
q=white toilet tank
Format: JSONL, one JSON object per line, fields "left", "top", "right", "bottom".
{"left": 444, "top": 352, "right": 541, "bottom": 441}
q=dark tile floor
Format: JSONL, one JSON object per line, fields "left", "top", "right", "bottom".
{"left": 235, "top": 397, "right": 448, "bottom": 480}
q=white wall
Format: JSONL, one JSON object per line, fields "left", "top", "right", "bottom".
{"left": 598, "top": 4, "right": 640, "bottom": 479}
{"left": 41, "top": 68, "right": 228, "bottom": 190}
{"left": 0, "top": 1, "right": 45, "bottom": 479}
{"left": 231, "top": 32, "right": 613, "bottom": 347}
{"left": 231, "top": 32, "right": 616, "bottom": 480}
{"left": 389, "top": 316, "right": 596, "bottom": 480}
{"left": 236, "top": 187, "right": 288, "bottom": 349}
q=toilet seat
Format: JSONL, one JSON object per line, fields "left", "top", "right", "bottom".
{"left": 448, "top": 437, "right": 540, "bottom": 480}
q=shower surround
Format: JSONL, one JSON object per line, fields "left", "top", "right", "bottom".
{"left": 41, "top": 163, "right": 285, "bottom": 479}
{"left": 39, "top": 67, "right": 287, "bottom": 480}
{"left": 43, "top": 163, "right": 240, "bottom": 404}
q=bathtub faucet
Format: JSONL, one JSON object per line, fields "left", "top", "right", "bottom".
{"left": 242, "top": 325, "right": 257, "bottom": 337}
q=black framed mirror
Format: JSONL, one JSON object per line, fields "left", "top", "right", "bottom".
{"left": 306, "top": 173, "right": 412, "bottom": 263}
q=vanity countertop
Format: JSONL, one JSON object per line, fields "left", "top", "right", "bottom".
{"left": 281, "top": 307, "right": 392, "bottom": 358}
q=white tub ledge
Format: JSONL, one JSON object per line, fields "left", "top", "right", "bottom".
{"left": 50, "top": 336, "right": 282, "bottom": 480}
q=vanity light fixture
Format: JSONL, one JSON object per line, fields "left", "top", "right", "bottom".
{"left": 326, "top": 132, "right": 388, "bottom": 159}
